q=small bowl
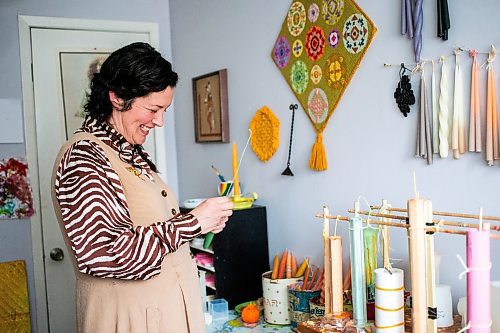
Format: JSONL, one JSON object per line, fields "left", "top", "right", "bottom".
{"left": 182, "top": 198, "right": 206, "bottom": 209}
{"left": 234, "top": 301, "right": 254, "bottom": 315}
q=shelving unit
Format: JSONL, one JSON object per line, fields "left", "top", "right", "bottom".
{"left": 183, "top": 205, "right": 270, "bottom": 308}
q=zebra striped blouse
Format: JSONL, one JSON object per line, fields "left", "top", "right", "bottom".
{"left": 54, "top": 117, "right": 201, "bottom": 280}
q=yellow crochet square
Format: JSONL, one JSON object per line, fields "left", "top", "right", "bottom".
{"left": 250, "top": 106, "right": 280, "bottom": 162}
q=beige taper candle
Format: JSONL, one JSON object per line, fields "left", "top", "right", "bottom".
{"left": 329, "top": 236, "right": 343, "bottom": 314}
{"left": 408, "top": 197, "right": 428, "bottom": 333}
{"left": 323, "top": 206, "right": 332, "bottom": 314}
{"left": 424, "top": 200, "right": 437, "bottom": 333}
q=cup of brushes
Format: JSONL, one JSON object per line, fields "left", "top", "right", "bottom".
{"left": 262, "top": 250, "right": 324, "bottom": 325}
{"left": 204, "top": 143, "right": 257, "bottom": 249}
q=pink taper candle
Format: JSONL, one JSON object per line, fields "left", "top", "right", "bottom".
{"left": 467, "top": 223, "right": 491, "bottom": 332}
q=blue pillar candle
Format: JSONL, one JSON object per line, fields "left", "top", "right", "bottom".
{"left": 349, "top": 216, "right": 367, "bottom": 328}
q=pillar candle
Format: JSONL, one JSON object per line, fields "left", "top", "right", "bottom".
{"left": 323, "top": 206, "right": 332, "bottom": 314}
{"left": 374, "top": 268, "right": 404, "bottom": 333}
{"left": 467, "top": 223, "right": 491, "bottom": 332}
{"left": 330, "top": 236, "right": 343, "bottom": 314}
{"left": 407, "top": 198, "right": 428, "bottom": 333}
{"left": 232, "top": 142, "right": 240, "bottom": 196}
{"left": 435, "top": 284, "right": 453, "bottom": 327}
{"left": 424, "top": 200, "right": 437, "bottom": 333}
{"left": 492, "top": 281, "right": 500, "bottom": 333}
{"left": 349, "top": 216, "right": 367, "bottom": 328}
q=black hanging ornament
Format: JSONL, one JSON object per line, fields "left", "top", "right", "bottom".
{"left": 282, "top": 103, "right": 297, "bottom": 176}
{"left": 394, "top": 63, "right": 415, "bottom": 117}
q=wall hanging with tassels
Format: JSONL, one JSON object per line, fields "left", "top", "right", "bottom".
{"left": 271, "top": 0, "right": 377, "bottom": 171}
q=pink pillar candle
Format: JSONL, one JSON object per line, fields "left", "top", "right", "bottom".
{"left": 467, "top": 223, "right": 491, "bottom": 332}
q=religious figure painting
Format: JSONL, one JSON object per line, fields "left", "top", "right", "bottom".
{"left": 192, "top": 69, "right": 229, "bottom": 143}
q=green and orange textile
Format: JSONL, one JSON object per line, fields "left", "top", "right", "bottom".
{"left": 272, "top": 0, "right": 376, "bottom": 170}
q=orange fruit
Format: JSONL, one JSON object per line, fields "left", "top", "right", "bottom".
{"left": 241, "top": 303, "right": 260, "bottom": 324}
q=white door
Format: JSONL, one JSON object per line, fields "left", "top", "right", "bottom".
{"left": 21, "top": 17, "right": 164, "bottom": 332}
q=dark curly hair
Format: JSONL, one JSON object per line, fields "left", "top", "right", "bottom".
{"left": 84, "top": 42, "right": 178, "bottom": 123}
{"left": 84, "top": 42, "right": 178, "bottom": 173}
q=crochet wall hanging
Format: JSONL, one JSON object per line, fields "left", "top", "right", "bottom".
{"left": 272, "top": 0, "right": 377, "bottom": 171}
{"left": 0, "top": 158, "right": 34, "bottom": 219}
{"left": 249, "top": 106, "right": 280, "bottom": 162}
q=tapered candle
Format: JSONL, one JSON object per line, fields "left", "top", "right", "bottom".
{"left": 467, "top": 223, "right": 491, "bottom": 332}
{"left": 413, "top": 0, "right": 423, "bottom": 62}
{"left": 364, "top": 228, "right": 378, "bottom": 304}
{"left": 323, "top": 206, "right": 332, "bottom": 314}
{"left": 374, "top": 268, "right": 404, "bottom": 332}
{"left": 232, "top": 142, "right": 240, "bottom": 196}
{"left": 349, "top": 216, "right": 367, "bottom": 328}
{"left": 469, "top": 50, "right": 482, "bottom": 152}
{"left": 424, "top": 200, "right": 437, "bottom": 333}
{"left": 431, "top": 61, "right": 440, "bottom": 154}
{"left": 407, "top": 197, "right": 428, "bottom": 333}
{"left": 439, "top": 57, "right": 450, "bottom": 158}
{"left": 404, "top": 0, "right": 414, "bottom": 38}
{"left": 486, "top": 46, "right": 499, "bottom": 166}
{"left": 330, "top": 236, "right": 344, "bottom": 314}
{"left": 452, "top": 51, "right": 466, "bottom": 159}
{"left": 380, "top": 199, "right": 392, "bottom": 269}
{"left": 416, "top": 72, "right": 433, "bottom": 164}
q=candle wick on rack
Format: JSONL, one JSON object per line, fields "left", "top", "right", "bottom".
{"left": 228, "top": 129, "right": 253, "bottom": 195}
{"left": 412, "top": 171, "right": 419, "bottom": 198}
{"left": 479, "top": 207, "right": 483, "bottom": 231}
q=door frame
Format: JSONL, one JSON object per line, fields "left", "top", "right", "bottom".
{"left": 18, "top": 15, "right": 163, "bottom": 331}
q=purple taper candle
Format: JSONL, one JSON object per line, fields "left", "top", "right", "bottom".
{"left": 406, "top": 0, "right": 414, "bottom": 38}
{"left": 413, "top": 0, "right": 423, "bottom": 62}
{"left": 401, "top": 0, "right": 407, "bottom": 34}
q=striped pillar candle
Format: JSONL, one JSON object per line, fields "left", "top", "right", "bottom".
{"left": 375, "top": 268, "right": 404, "bottom": 332}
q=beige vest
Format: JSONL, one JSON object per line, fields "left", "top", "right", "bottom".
{"left": 51, "top": 132, "right": 204, "bottom": 333}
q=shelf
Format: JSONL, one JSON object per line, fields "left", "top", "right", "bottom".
{"left": 206, "top": 284, "right": 216, "bottom": 291}
{"left": 197, "top": 264, "right": 215, "bottom": 272}
{"left": 189, "top": 242, "right": 214, "bottom": 254}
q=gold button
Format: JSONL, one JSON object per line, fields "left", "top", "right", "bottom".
{"left": 161, "top": 190, "right": 167, "bottom": 197}
{"left": 171, "top": 208, "right": 177, "bottom": 215}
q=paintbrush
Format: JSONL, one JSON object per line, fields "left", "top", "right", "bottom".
{"left": 210, "top": 165, "right": 226, "bottom": 182}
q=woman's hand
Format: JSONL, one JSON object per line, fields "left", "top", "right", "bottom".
{"left": 190, "top": 197, "right": 234, "bottom": 234}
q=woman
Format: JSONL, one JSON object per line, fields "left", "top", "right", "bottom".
{"left": 51, "top": 42, "right": 233, "bottom": 333}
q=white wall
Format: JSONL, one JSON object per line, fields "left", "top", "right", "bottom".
{"left": 169, "top": 0, "right": 500, "bottom": 310}
{"left": 1, "top": 1, "right": 176, "bottom": 331}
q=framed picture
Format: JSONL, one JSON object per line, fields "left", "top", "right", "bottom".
{"left": 59, "top": 51, "right": 110, "bottom": 138}
{"left": 192, "top": 69, "right": 229, "bottom": 143}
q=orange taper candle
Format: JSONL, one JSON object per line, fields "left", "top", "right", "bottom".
{"left": 232, "top": 143, "right": 240, "bottom": 196}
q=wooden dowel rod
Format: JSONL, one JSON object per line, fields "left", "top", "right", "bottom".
{"left": 315, "top": 214, "right": 500, "bottom": 240}
{"left": 346, "top": 210, "right": 409, "bottom": 222}
{"left": 350, "top": 210, "right": 500, "bottom": 232}
{"left": 370, "top": 205, "right": 500, "bottom": 222}
{"left": 316, "top": 214, "right": 408, "bottom": 228}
